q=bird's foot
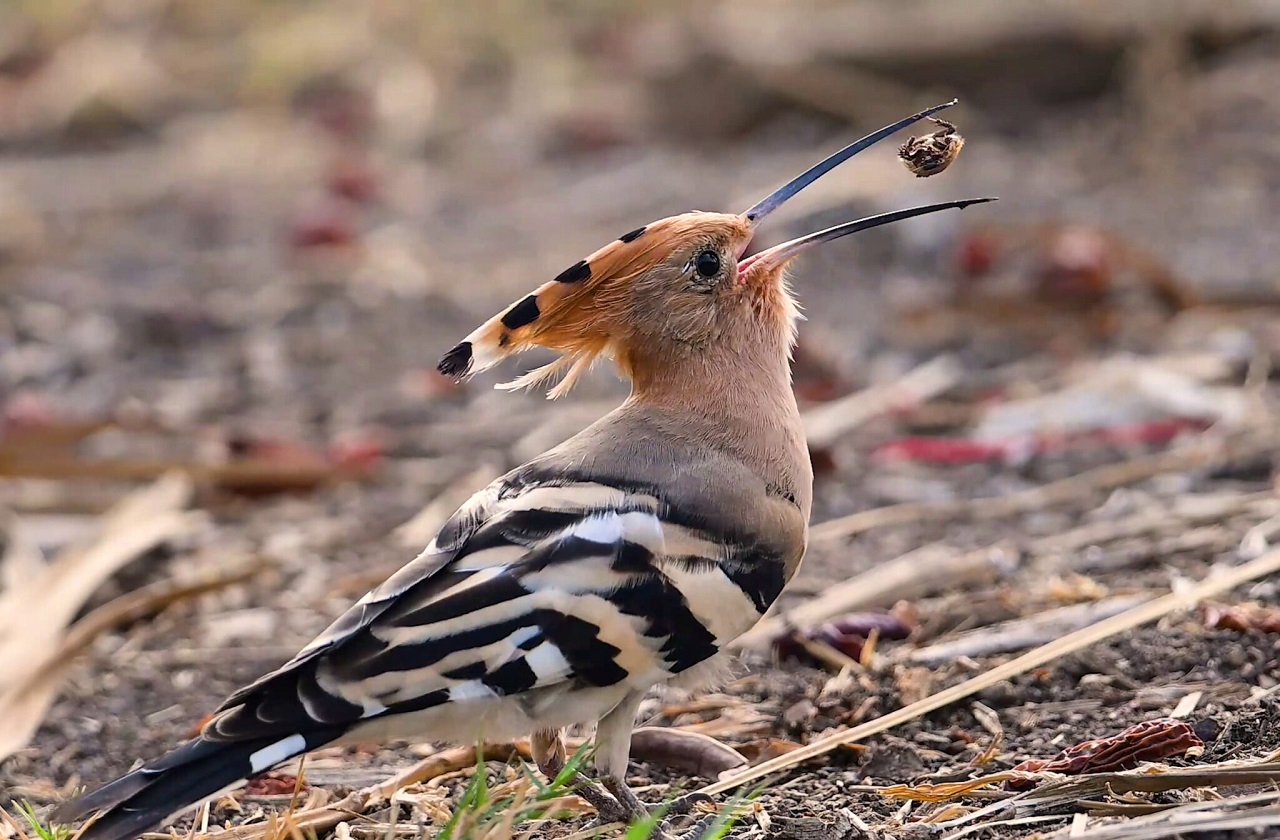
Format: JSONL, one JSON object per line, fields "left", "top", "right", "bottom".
{"left": 659, "top": 793, "right": 720, "bottom": 839}
{"left": 602, "top": 776, "right": 652, "bottom": 821}
{"left": 663, "top": 791, "right": 716, "bottom": 817}
{"left": 667, "top": 813, "right": 720, "bottom": 840}
{"left": 575, "top": 776, "right": 716, "bottom": 839}
{"left": 571, "top": 776, "right": 636, "bottom": 828}
{"left": 535, "top": 742, "right": 638, "bottom": 829}
{"left": 597, "top": 778, "right": 722, "bottom": 840}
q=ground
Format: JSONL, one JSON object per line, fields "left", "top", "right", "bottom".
{"left": 2, "top": 4, "right": 1280, "bottom": 839}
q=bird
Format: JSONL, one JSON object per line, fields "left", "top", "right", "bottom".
{"left": 54, "top": 100, "right": 992, "bottom": 840}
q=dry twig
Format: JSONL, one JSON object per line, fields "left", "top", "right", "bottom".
{"left": 802, "top": 355, "right": 961, "bottom": 450}
{"left": 0, "top": 456, "right": 369, "bottom": 494}
{"left": 902, "top": 595, "right": 1151, "bottom": 666}
{"left": 810, "top": 431, "right": 1277, "bottom": 543}
{"left": 1041, "top": 790, "right": 1280, "bottom": 839}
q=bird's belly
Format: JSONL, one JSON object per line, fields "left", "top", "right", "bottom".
{"left": 337, "top": 683, "right": 632, "bottom": 746}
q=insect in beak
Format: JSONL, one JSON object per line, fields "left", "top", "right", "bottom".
{"left": 736, "top": 99, "right": 996, "bottom": 278}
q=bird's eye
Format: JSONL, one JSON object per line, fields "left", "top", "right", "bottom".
{"left": 694, "top": 250, "right": 721, "bottom": 278}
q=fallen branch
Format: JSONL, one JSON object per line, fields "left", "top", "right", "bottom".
{"left": 1040, "top": 790, "right": 1280, "bottom": 839}
{"left": 902, "top": 595, "right": 1150, "bottom": 666}
{"left": 0, "top": 455, "right": 372, "bottom": 494}
{"left": 810, "top": 430, "right": 1277, "bottom": 543}
{"left": 802, "top": 355, "right": 961, "bottom": 451}
{"left": 700, "top": 546, "right": 1280, "bottom": 796}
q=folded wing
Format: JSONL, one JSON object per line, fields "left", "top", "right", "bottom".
{"left": 202, "top": 472, "right": 788, "bottom": 744}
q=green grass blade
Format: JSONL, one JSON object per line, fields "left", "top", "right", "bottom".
{"left": 15, "top": 802, "right": 69, "bottom": 840}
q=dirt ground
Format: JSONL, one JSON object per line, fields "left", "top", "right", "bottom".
{"left": 3, "top": 4, "right": 1280, "bottom": 839}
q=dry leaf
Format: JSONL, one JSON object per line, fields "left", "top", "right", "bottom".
{"left": 880, "top": 772, "right": 1023, "bottom": 802}
{"left": 629, "top": 727, "right": 748, "bottom": 779}
{"left": 1200, "top": 601, "right": 1280, "bottom": 634}
{"left": 1006, "top": 718, "right": 1204, "bottom": 791}
{"left": 0, "top": 473, "right": 210, "bottom": 759}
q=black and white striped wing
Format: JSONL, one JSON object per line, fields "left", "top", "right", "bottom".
{"left": 202, "top": 474, "right": 787, "bottom": 744}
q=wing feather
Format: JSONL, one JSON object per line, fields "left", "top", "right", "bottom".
{"left": 203, "top": 472, "right": 787, "bottom": 745}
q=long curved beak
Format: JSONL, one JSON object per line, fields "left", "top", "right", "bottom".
{"left": 738, "top": 198, "right": 996, "bottom": 276}
{"left": 742, "top": 99, "right": 959, "bottom": 227}
{"left": 737, "top": 99, "right": 995, "bottom": 276}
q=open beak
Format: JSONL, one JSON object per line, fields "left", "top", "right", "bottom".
{"left": 737, "top": 99, "right": 995, "bottom": 276}
{"left": 739, "top": 197, "right": 995, "bottom": 275}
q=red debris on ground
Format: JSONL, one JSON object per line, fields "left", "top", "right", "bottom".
{"left": 1201, "top": 601, "right": 1280, "bottom": 634}
{"left": 1006, "top": 718, "right": 1203, "bottom": 790}
{"left": 872, "top": 418, "right": 1209, "bottom": 466}
{"left": 327, "top": 158, "right": 381, "bottom": 204}
{"left": 953, "top": 229, "right": 1002, "bottom": 280}
{"left": 1036, "top": 225, "right": 1114, "bottom": 306}
{"left": 327, "top": 427, "right": 387, "bottom": 470}
{"left": 243, "top": 771, "right": 306, "bottom": 797}
{"left": 774, "top": 612, "right": 914, "bottom": 664}
{"left": 289, "top": 197, "right": 359, "bottom": 250}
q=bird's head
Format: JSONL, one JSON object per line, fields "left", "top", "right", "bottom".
{"left": 438, "top": 100, "right": 994, "bottom": 398}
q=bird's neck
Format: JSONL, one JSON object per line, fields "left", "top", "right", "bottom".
{"left": 629, "top": 341, "right": 795, "bottom": 422}
{"left": 625, "top": 331, "right": 813, "bottom": 517}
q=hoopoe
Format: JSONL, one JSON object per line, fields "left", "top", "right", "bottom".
{"left": 55, "top": 101, "right": 992, "bottom": 840}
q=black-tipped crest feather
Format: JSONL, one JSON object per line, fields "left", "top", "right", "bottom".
{"left": 437, "top": 341, "right": 473, "bottom": 378}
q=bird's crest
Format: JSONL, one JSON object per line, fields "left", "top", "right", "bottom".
{"left": 437, "top": 214, "right": 742, "bottom": 398}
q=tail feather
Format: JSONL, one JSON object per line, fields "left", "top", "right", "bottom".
{"left": 53, "top": 731, "right": 339, "bottom": 840}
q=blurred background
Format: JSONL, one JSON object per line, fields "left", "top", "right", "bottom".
{"left": 3, "top": 0, "right": 1280, "bottom": 831}
{"left": 1, "top": 0, "right": 1278, "bottom": 438}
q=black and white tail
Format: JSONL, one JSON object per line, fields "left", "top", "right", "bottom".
{"left": 52, "top": 731, "right": 337, "bottom": 840}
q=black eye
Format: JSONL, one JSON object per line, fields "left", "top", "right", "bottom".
{"left": 694, "top": 249, "right": 721, "bottom": 278}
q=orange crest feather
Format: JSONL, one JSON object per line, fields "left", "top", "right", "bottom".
{"left": 437, "top": 214, "right": 739, "bottom": 398}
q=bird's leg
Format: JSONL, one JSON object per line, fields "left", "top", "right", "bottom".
{"left": 591, "top": 691, "right": 661, "bottom": 827}
{"left": 535, "top": 696, "right": 714, "bottom": 839}
{"left": 595, "top": 693, "right": 724, "bottom": 829}
{"left": 601, "top": 775, "right": 650, "bottom": 818}
{"left": 530, "top": 729, "right": 632, "bottom": 826}
{"left": 657, "top": 793, "right": 723, "bottom": 840}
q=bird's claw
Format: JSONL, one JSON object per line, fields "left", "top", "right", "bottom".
{"left": 582, "top": 801, "right": 633, "bottom": 829}
{"left": 579, "top": 778, "right": 717, "bottom": 839}
{"left": 660, "top": 794, "right": 719, "bottom": 839}
{"left": 569, "top": 778, "right": 634, "bottom": 829}
{"left": 665, "top": 813, "right": 720, "bottom": 840}
{"left": 663, "top": 791, "right": 716, "bottom": 817}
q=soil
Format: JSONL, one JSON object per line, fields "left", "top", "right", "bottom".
{"left": 3, "top": 7, "right": 1280, "bottom": 840}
